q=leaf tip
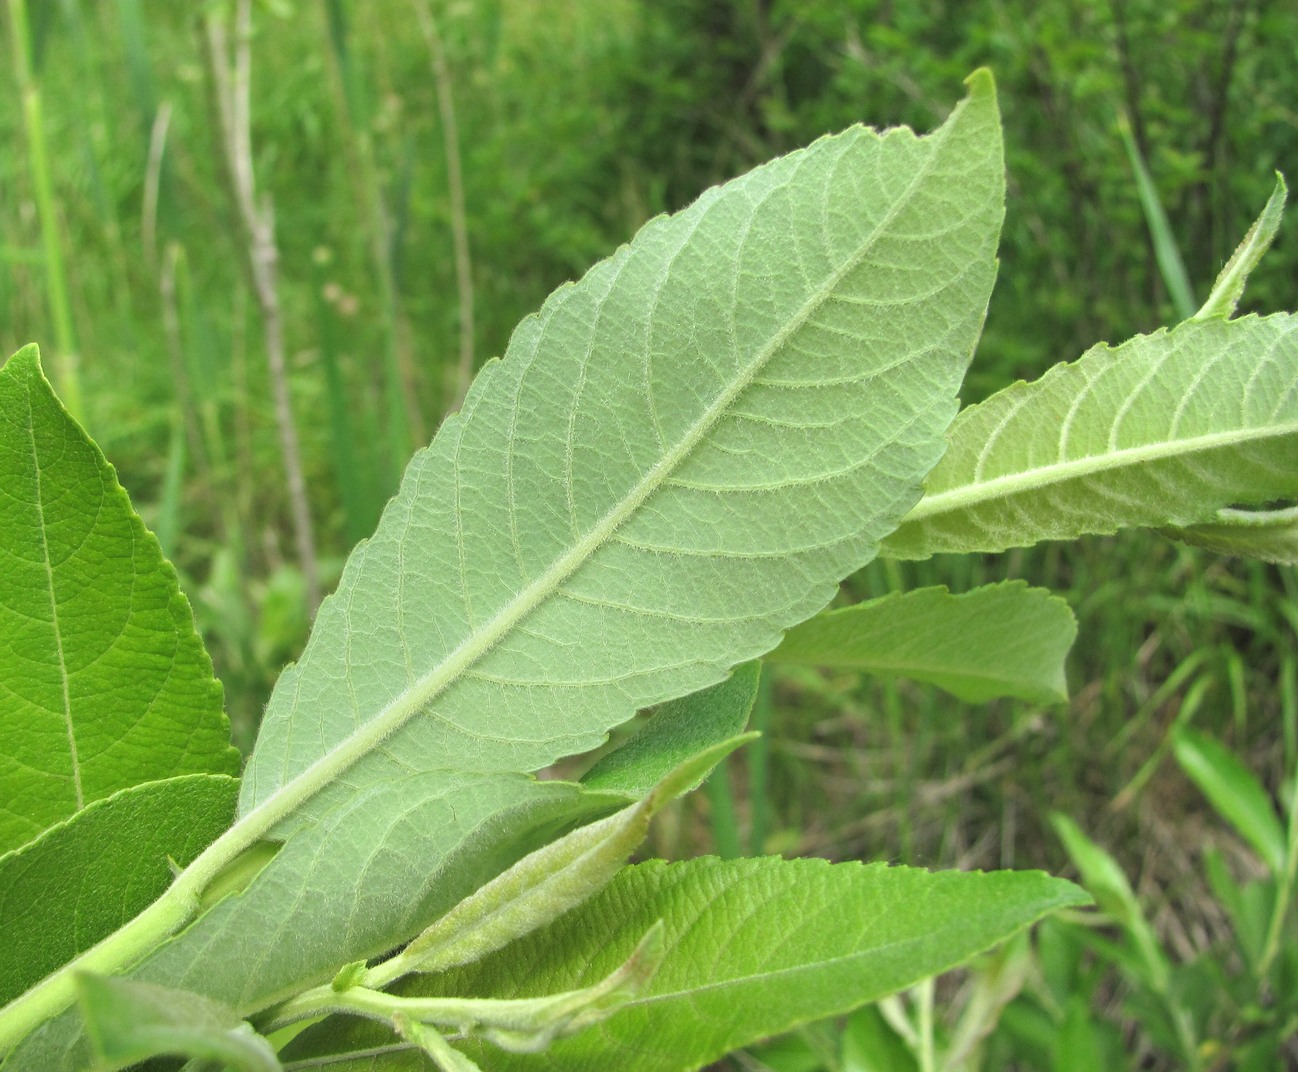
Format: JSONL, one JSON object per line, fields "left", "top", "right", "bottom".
{"left": 963, "top": 67, "right": 996, "bottom": 97}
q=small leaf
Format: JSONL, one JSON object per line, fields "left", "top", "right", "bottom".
{"left": 883, "top": 316, "right": 1298, "bottom": 558}
{"left": 1165, "top": 504, "right": 1298, "bottom": 565}
{"left": 75, "top": 973, "right": 280, "bottom": 1072}
{"left": 285, "top": 858, "right": 1088, "bottom": 1072}
{"left": 1194, "top": 175, "right": 1288, "bottom": 322}
{"left": 0, "top": 346, "right": 239, "bottom": 854}
{"left": 768, "top": 582, "right": 1075, "bottom": 703}
{"left": 395, "top": 1017, "right": 483, "bottom": 1072}
{"left": 0, "top": 774, "right": 238, "bottom": 1007}
{"left": 1172, "top": 729, "right": 1286, "bottom": 875}
{"left": 581, "top": 663, "right": 761, "bottom": 795}
{"left": 380, "top": 740, "right": 748, "bottom": 982}
{"left": 1049, "top": 814, "right": 1168, "bottom": 992}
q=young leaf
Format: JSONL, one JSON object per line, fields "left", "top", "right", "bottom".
{"left": 581, "top": 662, "right": 761, "bottom": 796}
{"left": 283, "top": 858, "right": 1088, "bottom": 1072}
{"left": 1050, "top": 814, "right": 1169, "bottom": 993}
{"left": 75, "top": 973, "right": 279, "bottom": 1072}
{"left": 1164, "top": 505, "right": 1298, "bottom": 565}
{"left": 373, "top": 739, "right": 748, "bottom": 983}
{"left": 0, "top": 774, "right": 237, "bottom": 1008}
{"left": 0, "top": 345, "right": 239, "bottom": 853}
{"left": 883, "top": 315, "right": 1298, "bottom": 558}
{"left": 1172, "top": 729, "right": 1286, "bottom": 875}
{"left": 768, "top": 582, "right": 1075, "bottom": 703}
{"left": 1194, "top": 175, "right": 1287, "bottom": 322}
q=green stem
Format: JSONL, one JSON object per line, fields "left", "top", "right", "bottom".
{"left": 706, "top": 758, "right": 743, "bottom": 859}
{"left": 8, "top": 0, "right": 83, "bottom": 420}
{"left": 915, "top": 977, "right": 936, "bottom": 1072}
{"left": 1256, "top": 751, "right": 1298, "bottom": 979}
{"left": 746, "top": 671, "right": 773, "bottom": 855}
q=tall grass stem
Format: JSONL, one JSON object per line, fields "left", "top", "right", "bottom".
{"left": 414, "top": 0, "right": 477, "bottom": 408}
{"left": 202, "top": 0, "right": 321, "bottom": 615}
{"left": 8, "top": 0, "right": 83, "bottom": 419}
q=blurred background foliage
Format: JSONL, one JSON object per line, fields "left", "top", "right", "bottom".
{"left": 3, "top": 1, "right": 1297, "bottom": 1067}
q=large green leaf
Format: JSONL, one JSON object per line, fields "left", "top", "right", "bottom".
{"left": 768, "top": 582, "right": 1075, "bottom": 703}
{"left": 242, "top": 71, "right": 1003, "bottom": 832}
{"left": 1, "top": 74, "right": 1003, "bottom": 1065}
{"left": 0, "top": 345, "right": 238, "bottom": 853}
{"left": 0, "top": 346, "right": 241, "bottom": 1041}
{"left": 283, "top": 858, "right": 1088, "bottom": 1072}
{"left": 882, "top": 315, "right": 1298, "bottom": 558}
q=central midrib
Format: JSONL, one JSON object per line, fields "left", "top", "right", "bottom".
{"left": 902, "top": 419, "right": 1298, "bottom": 524}
{"left": 231, "top": 121, "right": 952, "bottom": 852}
{"left": 27, "top": 396, "right": 82, "bottom": 813}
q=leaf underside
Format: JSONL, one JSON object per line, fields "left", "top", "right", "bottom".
{"left": 5, "top": 73, "right": 1005, "bottom": 1069}
{"left": 1165, "top": 505, "right": 1298, "bottom": 565}
{"left": 883, "top": 315, "right": 1298, "bottom": 558}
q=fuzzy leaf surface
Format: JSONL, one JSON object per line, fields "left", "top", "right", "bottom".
{"left": 883, "top": 315, "right": 1298, "bottom": 558}
{"left": 769, "top": 581, "right": 1075, "bottom": 703}
{"left": 284, "top": 858, "right": 1088, "bottom": 1072}
{"left": 1166, "top": 506, "right": 1298, "bottom": 565}
{"left": 240, "top": 72, "right": 1002, "bottom": 832}
{"left": 4, "top": 73, "right": 1002, "bottom": 1066}
{"left": 0, "top": 345, "right": 238, "bottom": 854}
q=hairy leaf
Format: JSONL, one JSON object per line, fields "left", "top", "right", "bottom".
{"left": 883, "top": 315, "right": 1298, "bottom": 558}
{"left": 769, "top": 582, "right": 1075, "bottom": 703}
{"left": 284, "top": 858, "right": 1088, "bottom": 1072}
{"left": 243, "top": 72, "right": 1002, "bottom": 829}
{"left": 1194, "top": 175, "right": 1286, "bottom": 322}
{"left": 1165, "top": 505, "right": 1298, "bottom": 565}
{"left": 0, "top": 345, "right": 238, "bottom": 853}
{"left": 2, "top": 74, "right": 1003, "bottom": 1064}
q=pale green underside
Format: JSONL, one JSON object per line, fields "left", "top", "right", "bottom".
{"left": 1166, "top": 505, "right": 1298, "bottom": 565}
{"left": 883, "top": 314, "right": 1298, "bottom": 558}
{"left": 4, "top": 76, "right": 1005, "bottom": 1070}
